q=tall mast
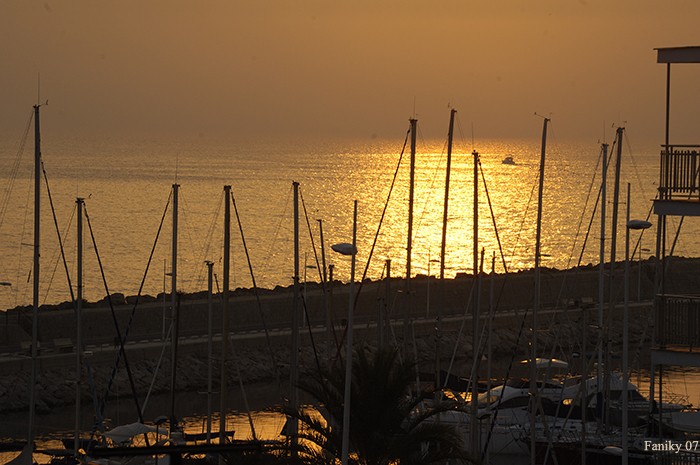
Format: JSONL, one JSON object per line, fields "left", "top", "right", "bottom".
{"left": 219, "top": 185, "right": 231, "bottom": 448}
{"left": 436, "top": 110, "right": 456, "bottom": 390}
{"left": 597, "top": 142, "right": 608, "bottom": 431}
{"left": 206, "top": 260, "right": 214, "bottom": 444}
{"left": 530, "top": 116, "right": 549, "bottom": 465}
{"left": 405, "top": 118, "right": 417, "bottom": 352}
{"left": 290, "top": 181, "right": 300, "bottom": 450}
{"left": 440, "top": 109, "right": 456, "bottom": 280}
{"left": 605, "top": 127, "right": 624, "bottom": 427}
{"left": 74, "top": 197, "right": 84, "bottom": 459}
{"left": 28, "top": 104, "right": 41, "bottom": 449}
{"left": 469, "top": 148, "right": 481, "bottom": 458}
{"left": 608, "top": 128, "right": 625, "bottom": 302}
{"left": 340, "top": 200, "right": 358, "bottom": 465}
{"left": 169, "top": 183, "right": 179, "bottom": 433}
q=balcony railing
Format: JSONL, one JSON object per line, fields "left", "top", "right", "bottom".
{"left": 655, "top": 294, "right": 700, "bottom": 349}
{"left": 660, "top": 145, "right": 700, "bottom": 200}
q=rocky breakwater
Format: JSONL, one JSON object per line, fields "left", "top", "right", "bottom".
{"left": 1, "top": 256, "right": 697, "bottom": 415}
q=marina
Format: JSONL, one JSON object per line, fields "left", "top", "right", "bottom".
{"left": 4, "top": 3, "right": 700, "bottom": 464}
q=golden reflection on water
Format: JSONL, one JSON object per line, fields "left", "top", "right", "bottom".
{"left": 0, "top": 131, "right": 677, "bottom": 309}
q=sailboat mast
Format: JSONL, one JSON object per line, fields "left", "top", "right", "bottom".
{"left": 170, "top": 183, "right": 179, "bottom": 433}
{"left": 470, "top": 149, "right": 480, "bottom": 457}
{"left": 530, "top": 116, "right": 549, "bottom": 465}
{"left": 219, "top": 185, "right": 231, "bottom": 447}
{"left": 440, "top": 109, "right": 456, "bottom": 280}
{"left": 74, "top": 197, "right": 84, "bottom": 459}
{"left": 605, "top": 127, "right": 624, "bottom": 427}
{"left": 290, "top": 181, "right": 300, "bottom": 449}
{"left": 340, "top": 200, "right": 358, "bottom": 465}
{"left": 598, "top": 142, "right": 608, "bottom": 430}
{"left": 28, "top": 104, "right": 41, "bottom": 448}
{"left": 608, "top": 128, "right": 624, "bottom": 290}
{"left": 206, "top": 260, "right": 214, "bottom": 444}
{"left": 405, "top": 118, "right": 417, "bottom": 352}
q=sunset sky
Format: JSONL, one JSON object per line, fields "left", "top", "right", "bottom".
{"left": 2, "top": 1, "right": 700, "bottom": 144}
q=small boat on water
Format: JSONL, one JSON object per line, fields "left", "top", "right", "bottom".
{"left": 502, "top": 155, "right": 515, "bottom": 165}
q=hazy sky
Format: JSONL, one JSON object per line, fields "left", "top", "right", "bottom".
{"left": 2, "top": 1, "right": 700, "bottom": 144}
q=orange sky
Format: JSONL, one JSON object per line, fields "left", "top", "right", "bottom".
{"left": 2, "top": 1, "right": 700, "bottom": 144}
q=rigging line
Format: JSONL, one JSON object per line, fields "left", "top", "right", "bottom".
{"left": 354, "top": 126, "right": 410, "bottom": 300}
{"left": 197, "top": 189, "right": 225, "bottom": 285}
{"left": 508, "top": 169, "right": 539, "bottom": 267}
{"left": 566, "top": 145, "right": 603, "bottom": 269}
{"left": 230, "top": 189, "right": 282, "bottom": 385}
{"left": 300, "top": 292, "right": 324, "bottom": 376}
{"left": 177, "top": 188, "right": 199, "bottom": 291}
{"left": 261, "top": 184, "right": 293, "bottom": 283}
{"left": 414, "top": 134, "right": 449, "bottom": 235}
{"left": 575, "top": 147, "right": 610, "bottom": 267}
{"left": 481, "top": 299, "right": 532, "bottom": 460}
{"left": 118, "top": 189, "right": 172, "bottom": 358}
{"left": 0, "top": 110, "right": 33, "bottom": 232}
{"left": 224, "top": 330, "right": 258, "bottom": 441}
{"left": 41, "top": 160, "right": 76, "bottom": 304}
{"left": 332, "top": 127, "right": 411, "bottom": 364}
{"left": 140, "top": 322, "right": 173, "bottom": 416}
{"left": 42, "top": 205, "right": 76, "bottom": 306}
{"left": 443, "top": 280, "right": 474, "bottom": 385}
{"left": 478, "top": 159, "right": 509, "bottom": 273}
{"left": 83, "top": 204, "right": 148, "bottom": 432}
{"left": 15, "top": 178, "right": 33, "bottom": 307}
{"left": 623, "top": 132, "right": 650, "bottom": 203}
{"left": 546, "top": 147, "right": 605, "bottom": 334}
{"left": 299, "top": 188, "right": 323, "bottom": 285}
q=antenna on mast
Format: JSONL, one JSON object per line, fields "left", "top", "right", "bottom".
{"left": 36, "top": 74, "right": 48, "bottom": 107}
{"left": 471, "top": 122, "right": 475, "bottom": 151}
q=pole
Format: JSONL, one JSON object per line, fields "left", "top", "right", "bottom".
{"left": 470, "top": 149, "right": 480, "bottom": 457}
{"left": 74, "top": 198, "right": 84, "bottom": 459}
{"left": 440, "top": 109, "right": 456, "bottom": 281}
{"left": 623, "top": 183, "right": 631, "bottom": 465}
{"left": 290, "top": 182, "right": 300, "bottom": 450}
{"left": 28, "top": 104, "right": 41, "bottom": 450}
{"left": 206, "top": 261, "right": 214, "bottom": 444}
{"left": 170, "top": 183, "right": 179, "bottom": 434}
{"left": 598, "top": 142, "right": 608, "bottom": 431}
{"left": 606, "top": 126, "right": 625, "bottom": 428}
{"left": 341, "top": 200, "right": 358, "bottom": 465}
{"left": 219, "top": 185, "right": 231, "bottom": 449}
{"left": 530, "top": 117, "right": 549, "bottom": 465}
{"left": 438, "top": 109, "right": 455, "bottom": 393}
{"left": 405, "top": 118, "right": 417, "bottom": 354}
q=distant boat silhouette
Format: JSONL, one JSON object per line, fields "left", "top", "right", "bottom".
{"left": 502, "top": 155, "right": 515, "bottom": 165}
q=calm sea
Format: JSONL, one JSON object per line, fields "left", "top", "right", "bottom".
{"left": 0, "top": 123, "right": 695, "bottom": 311}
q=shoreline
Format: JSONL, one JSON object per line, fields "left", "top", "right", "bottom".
{"left": 1, "top": 256, "right": 699, "bottom": 418}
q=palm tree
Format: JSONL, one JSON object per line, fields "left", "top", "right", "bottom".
{"left": 276, "top": 346, "right": 472, "bottom": 465}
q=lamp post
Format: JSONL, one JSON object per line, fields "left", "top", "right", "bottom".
{"left": 332, "top": 200, "right": 358, "bottom": 465}
{"left": 624, "top": 183, "right": 652, "bottom": 465}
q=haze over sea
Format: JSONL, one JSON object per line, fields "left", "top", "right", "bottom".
{"left": 0, "top": 118, "right": 694, "bottom": 312}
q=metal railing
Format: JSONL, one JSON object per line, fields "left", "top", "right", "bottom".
{"left": 655, "top": 294, "right": 700, "bottom": 348}
{"left": 660, "top": 145, "right": 700, "bottom": 200}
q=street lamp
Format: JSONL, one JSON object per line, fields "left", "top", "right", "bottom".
{"left": 332, "top": 200, "right": 358, "bottom": 465}
{"left": 623, "top": 183, "right": 652, "bottom": 465}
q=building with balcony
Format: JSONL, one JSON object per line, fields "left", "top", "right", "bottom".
{"left": 651, "top": 46, "right": 700, "bottom": 407}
